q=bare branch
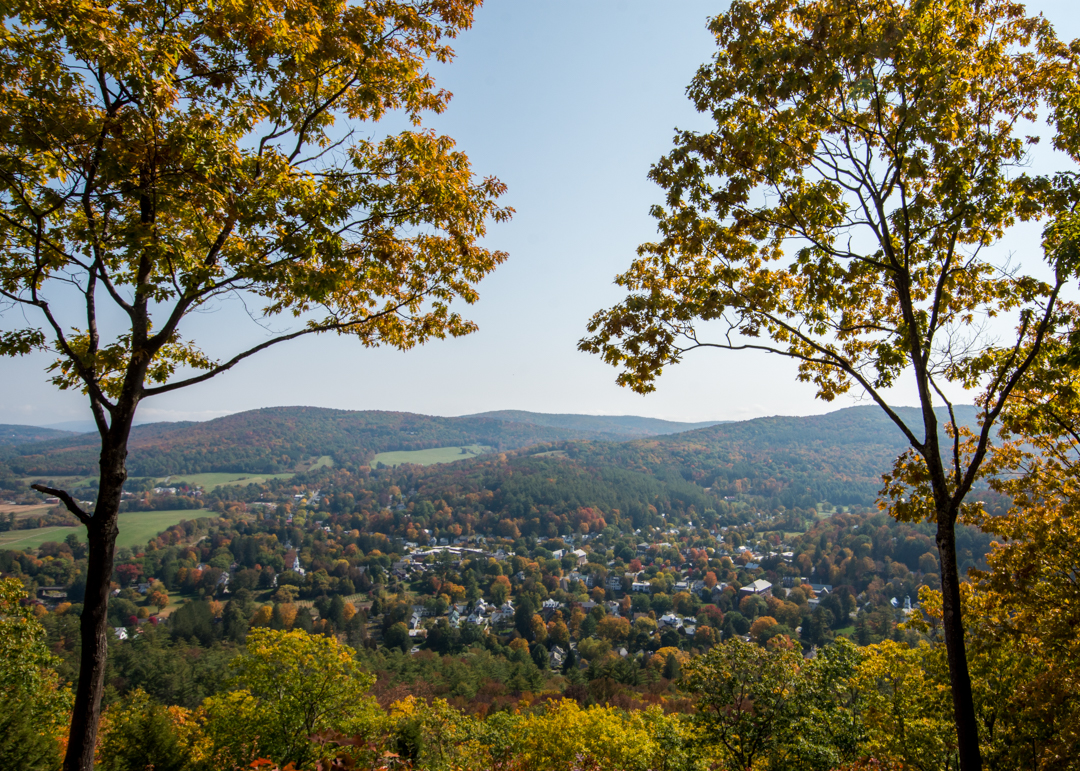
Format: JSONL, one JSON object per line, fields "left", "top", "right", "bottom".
{"left": 30, "top": 485, "right": 92, "bottom": 526}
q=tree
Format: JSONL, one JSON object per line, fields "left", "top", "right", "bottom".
{"left": 384, "top": 621, "right": 410, "bottom": 653}
{"left": 662, "top": 652, "right": 681, "bottom": 681}
{"left": 854, "top": 639, "right": 955, "bottom": 771}
{"left": 514, "top": 595, "right": 536, "bottom": 639}
{"left": 96, "top": 691, "right": 196, "bottom": 771}
{"left": 965, "top": 340, "right": 1080, "bottom": 766}
{"left": 580, "top": 2, "right": 1076, "bottom": 768}
{"left": 596, "top": 615, "right": 630, "bottom": 643}
{"left": 0, "top": 577, "right": 72, "bottom": 770}
{"left": 201, "top": 628, "right": 379, "bottom": 769}
{"left": 0, "top": 1, "right": 508, "bottom": 768}
{"left": 683, "top": 638, "right": 804, "bottom": 771}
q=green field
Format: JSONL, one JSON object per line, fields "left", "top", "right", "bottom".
{"left": 372, "top": 445, "right": 492, "bottom": 467}
{"left": 162, "top": 472, "right": 295, "bottom": 490}
{"left": 0, "top": 509, "right": 210, "bottom": 551}
{"left": 303, "top": 455, "right": 334, "bottom": 471}
{"left": 20, "top": 475, "right": 99, "bottom": 487}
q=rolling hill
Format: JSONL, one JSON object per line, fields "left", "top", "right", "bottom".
{"left": 0, "top": 407, "right": 641, "bottom": 477}
{"left": 562, "top": 405, "right": 981, "bottom": 508}
{"left": 463, "top": 410, "right": 724, "bottom": 438}
{"left": 0, "top": 424, "right": 78, "bottom": 447}
{"left": 0, "top": 404, "right": 983, "bottom": 510}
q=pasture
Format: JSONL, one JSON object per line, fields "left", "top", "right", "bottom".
{"left": 161, "top": 472, "right": 294, "bottom": 490}
{"left": 0, "top": 509, "right": 210, "bottom": 551}
{"left": 372, "top": 445, "right": 492, "bottom": 467}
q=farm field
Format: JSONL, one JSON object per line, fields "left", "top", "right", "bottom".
{"left": 372, "top": 445, "right": 492, "bottom": 467}
{"left": 162, "top": 472, "right": 295, "bottom": 490}
{"left": 298, "top": 455, "right": 333, "bottom": 471}
{"left": 0, "top": 503, "right": 52, "bottom": 518}
{"left": 0, "top": 509, "right": 209, "bottom": 551}
{"left": 19, "top": 475, "right": 98, "bottom": 487}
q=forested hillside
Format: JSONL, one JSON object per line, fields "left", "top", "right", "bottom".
{"left": 565, "top": 406, "right": 981, "bottom": 508}
{"left": 1, "top": 406, "right": 982, "bottom": 513}
{"left": 0, "top": 408, "right": 608, "bottom": 477}
{"left": 465, "top": 410, "right": 723, "bottom": 437}
{"left": 0, "top": 424, "right": 77, "bottom": 447}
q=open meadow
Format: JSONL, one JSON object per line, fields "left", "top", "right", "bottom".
{"left": 162, "top": 471, "right": 296, "bottom": 490}
{"left": 162, "top": 456, "right": 331, "bottom": 490}
{"left": 0, "top": 508, "right": 209, "bottom": 551}
{"left": 372, "top": 445, "right": 492, "bottom": 467}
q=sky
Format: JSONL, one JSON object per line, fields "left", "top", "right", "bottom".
{"left": 2, "top": 1, "right": 1079, "bottom": 429}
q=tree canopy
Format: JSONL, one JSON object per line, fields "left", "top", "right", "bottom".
{"left": 0, "top": 0, "right": 510, "bottom": 425}
{"left": 0, "top": 1, "right": 509, "bottom": 767}
{"left": 580, "top": 1, "right": 1080, "bottom": 768}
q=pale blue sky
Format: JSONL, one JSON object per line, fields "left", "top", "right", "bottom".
{"left": 2, "top": 1, "right": 1078, "bottom": 428}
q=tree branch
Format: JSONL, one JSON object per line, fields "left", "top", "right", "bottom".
{"left": 30, "top": 485, "right": 92, "bottom": 526}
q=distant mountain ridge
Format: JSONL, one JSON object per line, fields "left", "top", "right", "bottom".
{"left": 0, "top": 405, "right": 981, "bottom": 509}
{"left": 463, "top": 410, "right": 724, "bottom": 437}
{"left": 564, "top": 404, "right": 981, "bottom": 508}
{"left": 1, "top": 407, "right": 634, "bottom": 477}
{"left": 0, "top": 424, "right": 78, "bottom": 447}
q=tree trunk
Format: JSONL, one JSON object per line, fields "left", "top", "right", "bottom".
{"left": 63, "top": 433, "right": 129, "bottom": 771}
{"left": 936, "top": 515, "right": 982, "bottom": 771}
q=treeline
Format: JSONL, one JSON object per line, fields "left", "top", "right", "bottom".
{"left": 1, "top": 406, "right": 987, "bottom": 512}
{"left": 9, "top": 590, "right": 1075, "bottom": 771}
{"left": 210, "top": 454, "right": 745, "bottom": 538}
{"left": 0, "top": 407, "right": 616, "bottom": 477}
{"left": 567, "top": 405, "right": 981, "bottom": 508}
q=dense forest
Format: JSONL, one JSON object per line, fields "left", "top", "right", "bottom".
{"left": 0, "top": 407, "right": 722, "bottom": 477}
{"left": 2, "top": 405, "right": 984, "bottom": 513}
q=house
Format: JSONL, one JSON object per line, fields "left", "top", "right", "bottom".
{"left": 607, "top": 575, "right": 624, "bottom": 592}
{"left": 739, "top": 579, "right": 773, "bottom": 597}
{"left": 549, "top": 645, "right": 566, "bottom": 668}
{"left": 465, "top": 611, "right": 488, "bottom": 627}
{"left": 631, "top": 581, "right": 652, "bottom": 593}
{"left": 572, "top": 549, "right": 588, "bottom": 567}
{"left": 541, "top": 598, "right": 562, "bottom": 612}
{"left": 658, "top": 613, "right": 683, "bottom": 629}
{"left": 491, "top": 600, "right": 516, "bottom": 625}
{"left": 568, "top": 570, "right": 594, "bottom": 588}
{"left": 37, "top": 586, "right": 67, "bottom": 602}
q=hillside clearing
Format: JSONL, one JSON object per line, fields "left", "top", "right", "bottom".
{"left": 0, "top": 509, "right": 210, "bottom": 551}
{"left": 372, "top": 445, "right": 492, "bottom": 467}
{"left": 161, "top": 472, "right": 295, "bottom": 490}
